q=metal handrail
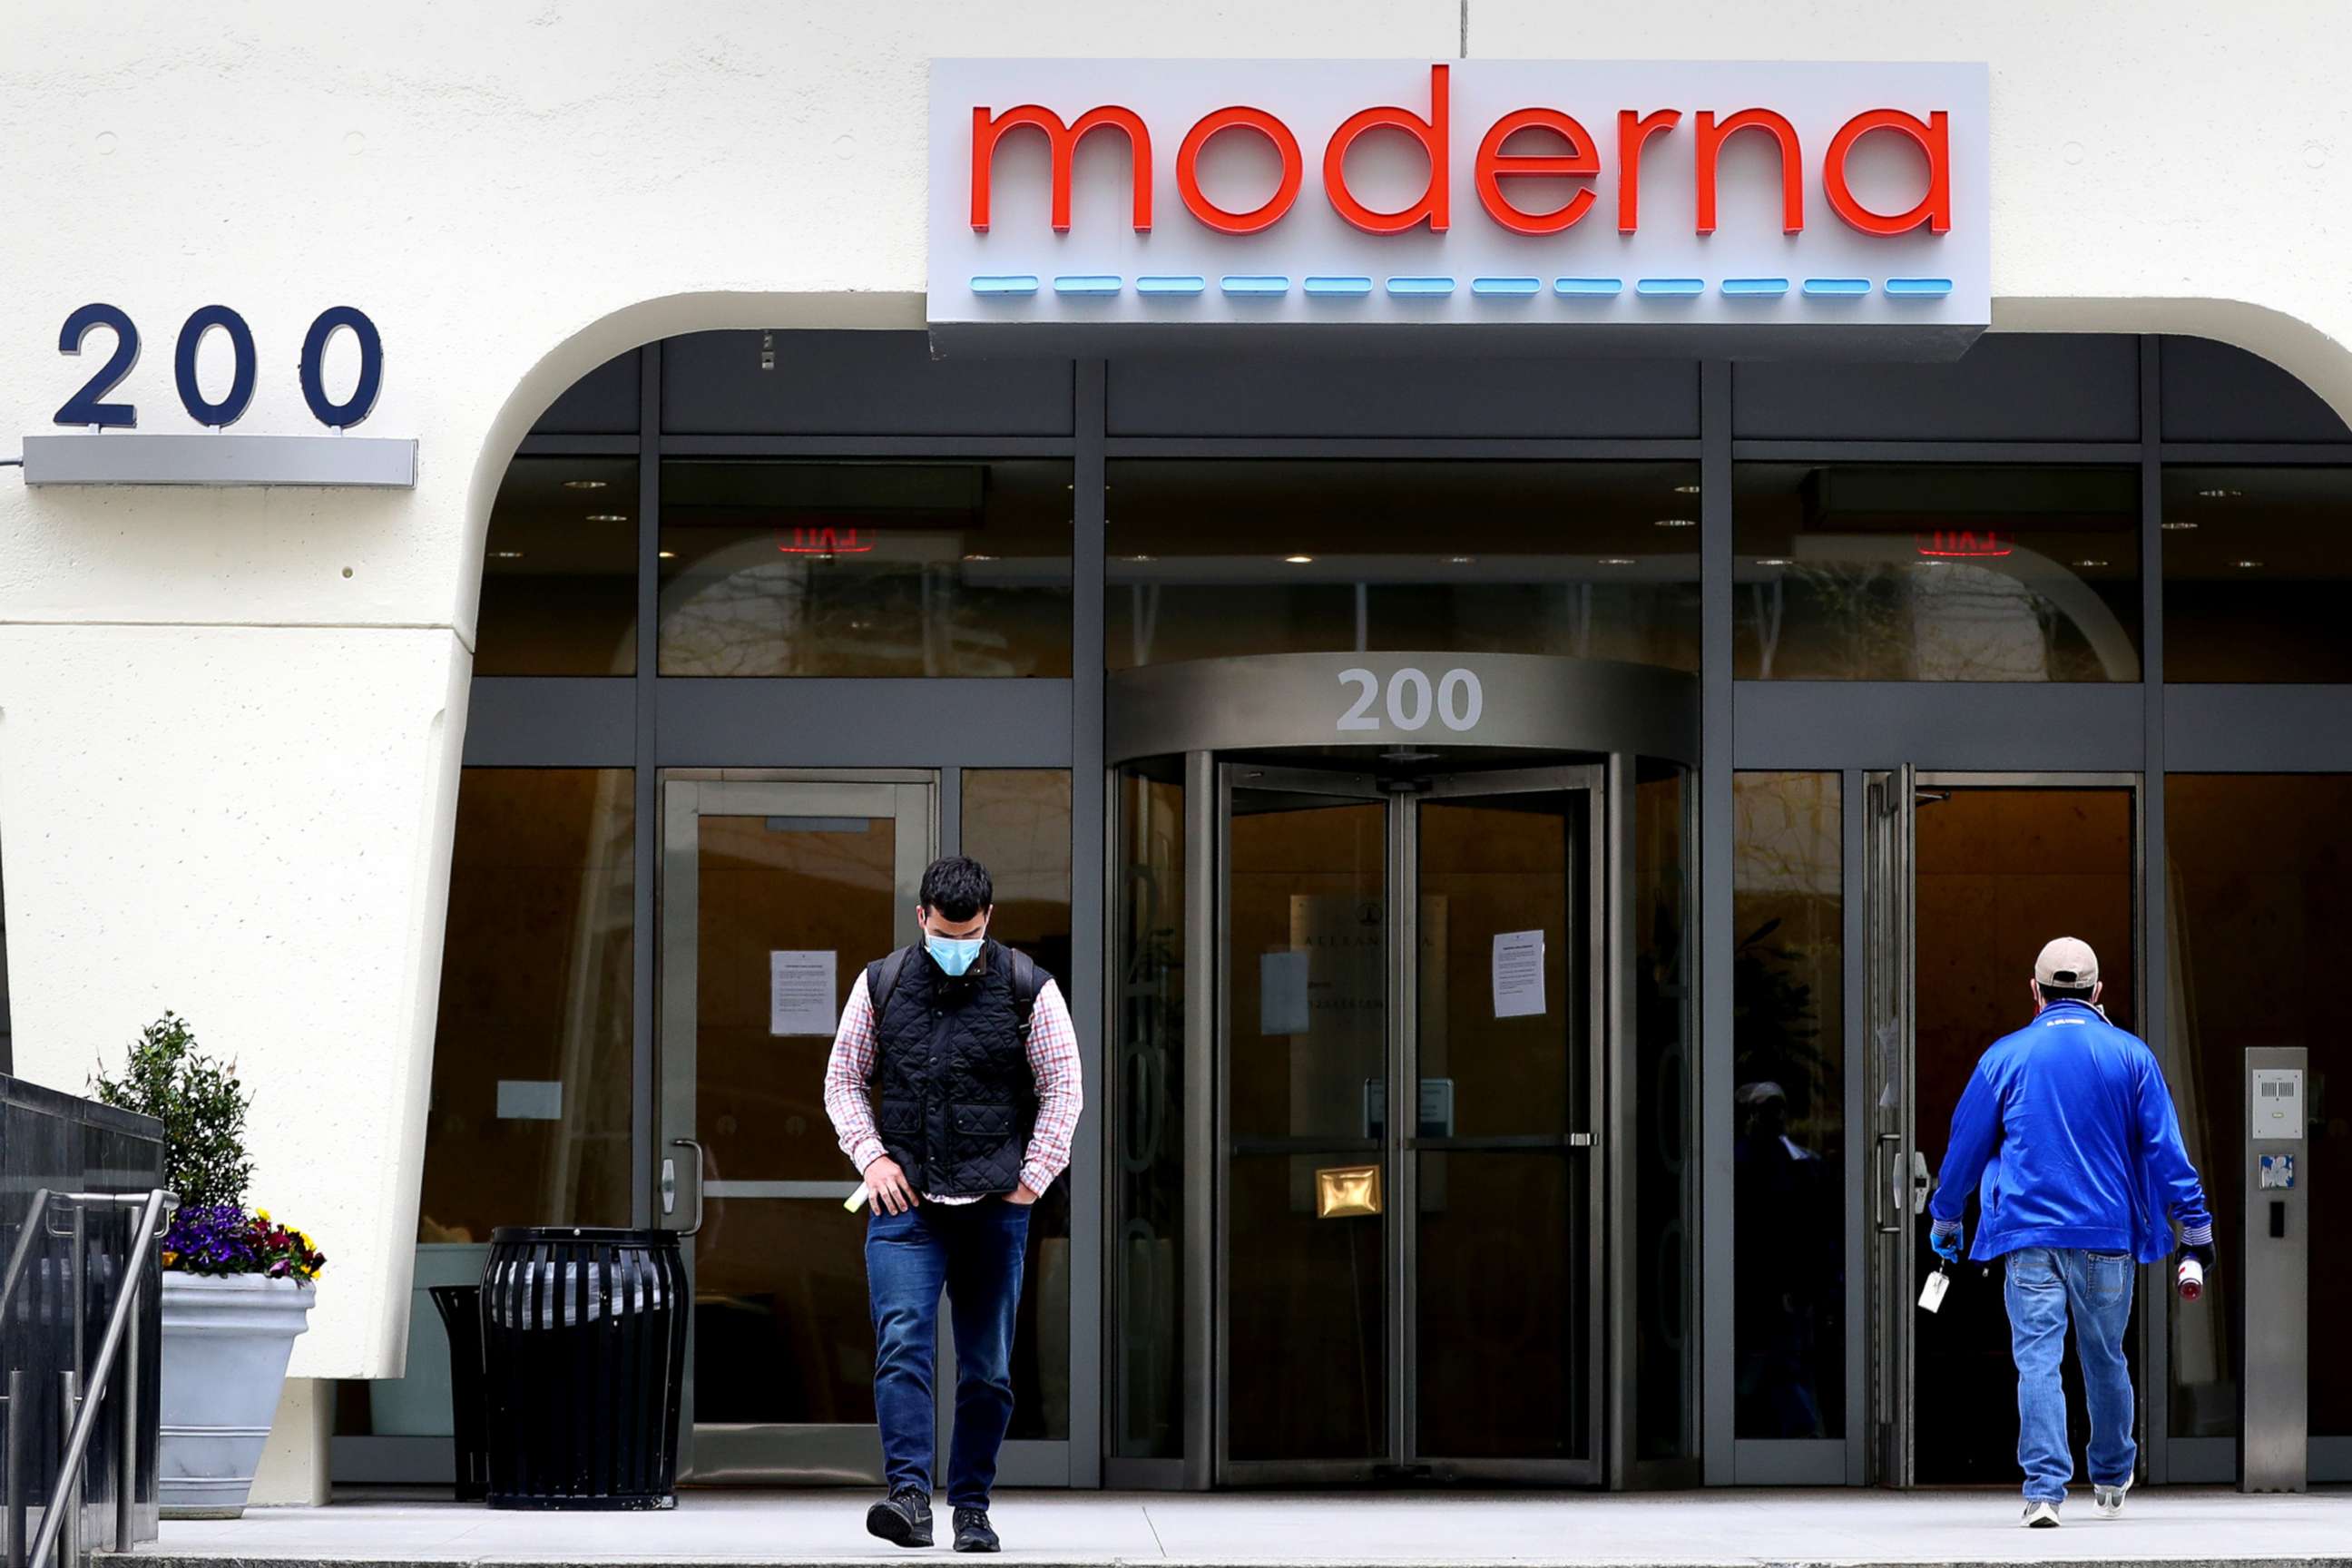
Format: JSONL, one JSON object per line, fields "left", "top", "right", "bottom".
{"left": 1, "top": 1191, "right": 158, "bottom": 1328}
{"left": 23, "top": 1188, "right": 173, "bottom": 1568}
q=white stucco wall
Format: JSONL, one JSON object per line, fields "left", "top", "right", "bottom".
{"left": 3, "top": 0, "right": 2348, "bottom": 1378}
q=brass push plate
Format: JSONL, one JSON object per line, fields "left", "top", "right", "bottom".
{"left": 1316, "top": 1163, "right": 1384, "bottom": 1219}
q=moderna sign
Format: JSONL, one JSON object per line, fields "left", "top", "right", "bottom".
{"left": 926, "top": 59, "right": 1989, "bottom": 358}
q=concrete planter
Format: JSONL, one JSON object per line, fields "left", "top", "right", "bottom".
{"left": 158, "top": 1273, "right": 316, "bottom": 1519}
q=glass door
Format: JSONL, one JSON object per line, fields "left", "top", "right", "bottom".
{"left": 1218, "top": 765, "right": 1391, "bottom": 1481}
{"left": 1411, "top": 768, "right": 1602, "bottom": 1480}
{"left": 658, "top": 773, "right": 934, "bottom": 1482}
{"left": 1867, "top": 772, "right": 2144, "bottom": 1488}
{"left": 1214, "top": 760, "right": 1602, "bottom": 1483}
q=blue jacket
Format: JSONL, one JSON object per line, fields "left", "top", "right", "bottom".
{"left": 1929, "top": 1001, "right": 2211, "bottom": 1264}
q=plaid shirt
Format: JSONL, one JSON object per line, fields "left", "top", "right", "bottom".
{"left": 821, "top": 963, "right": 1083, "bottom": 1204}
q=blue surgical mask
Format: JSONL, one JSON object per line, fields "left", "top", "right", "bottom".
{"left": 926, "top": 933, "right": 985, "bottom": 976}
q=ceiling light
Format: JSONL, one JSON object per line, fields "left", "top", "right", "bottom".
{"left": 2161, "top": 520, "right": 2198, "bottom": 531}
{"left": 1673, "top": 483, "right": 1701, "bottom": 495}
{"left": 584, "top": 513, "right": 629, "bottom": 523}
{"left": 491, "top": 550, "right": 524, "bottom": 560}
{"left": 2199, "top": 487, "right": 2244, "bottom": 499}
{"left": 1121, "top": 554, "right": 1156, "bottom": 563}
{"left": 1285, "top": 554, "right": 1314, "bottom": 564}
{"left": 2234, "top": 559, "right": 2265, "bottom": 569}
{"left": 1598, "top": 556, "right": 1639, "bottom": 566}
{"left": 964, "top": 553, "right": 997, "bottom": 562}
{"left": 658, "top": 550, "right": 676, "bottom": 560}
{"left": 563, "top": 479, "right": 609, "bottom": 491}
{"left": 1653, "top": 517, "right": 1698, "bottom": 529}
{"left": 2074, "top": 559, "right": 2110, "bottom": 568}
{"left": 1447, "top": 554, "right": 1475, "bottom": 564}
{"left": 1754, "top": 557, "right": 1794, "bottom": 567}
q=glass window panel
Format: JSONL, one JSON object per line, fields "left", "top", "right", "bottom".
{"left": 2166, "top": 775, "right": 2352, "bottom": 1441}
{"left": 1733, "top": 465, "right": 2141, "bottom": 681}
{"left": 1635, "top": 762, "right": 1698, "bottom": 1462}
{"left": 1112, "top": 762, "right": 1186, "bottom": 1461}
{"left": 960, "top": 768, "right": 1074, "bottom": 1441}
{"left": 1106, "top": 461, "right": 1701, "bottom": 671}
{"left": 419, "top": 769, "right": 634, "bottom": 1240}
{"left": 476, "top": 458, "right": 640, "bottom": 676}
{"left": 2162, "top": 468, "right": 2352, "bottom": 682}
{"left": 1731, "top": 772, "right": 1845, "bottom": 1440}
{"left": 658, "top": 459, "right": 1073, "bottom": 676}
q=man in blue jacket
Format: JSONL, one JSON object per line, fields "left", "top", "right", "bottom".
{"left": 1927, "top": 936, "right": 2215, "bottom": 1528}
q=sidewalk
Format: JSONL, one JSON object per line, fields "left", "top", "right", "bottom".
{"left": 128, "top": 1487, "right": 2352, "bottom": 1566}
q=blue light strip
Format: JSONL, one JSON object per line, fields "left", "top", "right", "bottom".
{"left": 1303, "top": 276, "right": 1374, "bottom": 296}
{"left": 1802, "top": 278, "right": 1872, "bottom": 297}
{"left": 1135, "top": 275, "right": 1206, "bottom": 296}
{"left": 970, "top": 275, "right": 1040, "bottom": 297}
{"left": 1722, "top": 278, "right": 1790, "bottom": 297}
{"left": 1053, "top": 275, "right": 1121, "bottom": 296}
{"left": 1471, "top": 276, "right": 1541, "bottom": 296}
{"left": 1220, "top": 275, "right": 1290, "bottom": 296}
{"left": 1387, "top": 276, "right": 1456, "bottom": 296}
{"left": 1885, "top": 277, "right": 1955, "bottom": 298}
{"left": 1554, "top": 278, "right": 1624, "bottom": 297}
{"left": 1637, "top": 278, "right": 1705, "bottom": 297}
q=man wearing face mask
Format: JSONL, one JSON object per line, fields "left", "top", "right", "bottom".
{"left": 822, "top": 856, "right": 1081, "bottom": 1553}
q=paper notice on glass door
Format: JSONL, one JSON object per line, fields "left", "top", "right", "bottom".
{"left": 1492, "top": 930, "right": 1545, "bottom": 1019}
{"left": 769, "top": 950, "right": 838, "bottom": 1035}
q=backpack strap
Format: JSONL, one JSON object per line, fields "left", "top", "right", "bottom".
{"left": 1004, "top": 945, "right": 1044, "bottom": 1034}
{"left": 866, "top": 945, "right": 914, "bottom": 1024}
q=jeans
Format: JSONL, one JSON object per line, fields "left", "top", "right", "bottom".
{"left": 2004, "top": 1245, "right": 2136, "bottom": 1503}
{"left": 865, "top": 1198, "right": 1031, "bottom": 1507}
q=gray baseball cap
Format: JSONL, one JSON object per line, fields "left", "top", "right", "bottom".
{"left": 2034, "top": 936, "right": 2100, "bottom": 988}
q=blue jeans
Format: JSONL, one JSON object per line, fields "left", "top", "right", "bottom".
{"left": 2004, "top": 1246, "right": 2136, "bottom": 1503}
{"left": 865, "top": 1198, "right": 1031, "bottom": 1507}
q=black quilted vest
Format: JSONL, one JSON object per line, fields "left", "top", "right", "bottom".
{"left": 868, "top": 940, "right": 1035, "bottom": 1197}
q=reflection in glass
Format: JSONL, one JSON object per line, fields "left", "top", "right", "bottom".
{"left": 475, "top": 458, "right": 640, "bottom": 675}
{"left": 961, "top": 769, "right": 1075, "bottom": 1441}
{"left": 658, "top": 460, "right": 1073, "bottom": 677}
{"left": 1733, "top": 466, "right": 2140, "bottom": 681}
{"left": 1635, "top": 763, "right": 1698, "bottom": 1462}
{"left": 1731, "top": 773, "right": 1845, "bottom": 1439}
{"left": 2167, "top": 775, "right": 2352, "bottom": 1441}
{"left": 2162, "top": 468, "right": 2352, "bottom": 681}
{"left": 1106, "top": 462, "right": 1701, "bottom": 671}
{"left": 1112, "top": 763, "right": 1186, "bottom": 1460}
{"left": 1226, "top": 788, "right": 1387, "bottom": 1462}
{"left": 421, "top": 769, "right": 633, "bottom": 1240}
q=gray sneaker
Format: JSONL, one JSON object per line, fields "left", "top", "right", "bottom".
{"left": 2095, "top": 1479, "right": 2132, "bottom": 1517}
{"left": 2022, "top": 1499, "right": 2063, "bottom": 1528}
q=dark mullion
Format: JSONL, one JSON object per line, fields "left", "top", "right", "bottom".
{"left": 659, "top": 434, "right": 1073, "bottom": 458}
{"left": 1699, "top": 358, "right": 1736, "bottom": 1485}
{"left": 2139, "top": 335, "right": 2174, "bottom": 1481}
{"left": 1100, "top": 436, "right": 1700, "bottom": 461}
{"left": 1730, "top": 439, "right": 2142, "bottom": 465}
{"left": 632, "top": 343, "right": 662, "bottom": 1230}
{"left": 1069, "top": 359, "right": 1108, "bottom": 1489}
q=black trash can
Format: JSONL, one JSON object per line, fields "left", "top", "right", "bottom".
{"left": 478, "top": 1227, "right": 688, "bottom": 1510}
{"left": 426, "top": 1285, "right": 489, "bottom": 1502}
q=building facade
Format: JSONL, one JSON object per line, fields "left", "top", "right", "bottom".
{"left": 3, "top": 0, "right": 2347, "bottom": 1497}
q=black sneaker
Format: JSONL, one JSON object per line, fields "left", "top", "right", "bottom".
{"left": 953, "top": 1506, "right": 1000, "bottom": 1553}
{"left": 867, "top": 1488, "right": 934, "bottom": 1548}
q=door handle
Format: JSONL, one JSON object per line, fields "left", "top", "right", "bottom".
{"left": 1910, "top": 1150, "right": 1935, "bottom": 1215}
{"left": 1876, "top": 1132, "right": 1902, "bottom": 1233}
{"left": 669, "top": 1137, "right": 706, "bottom": 1237}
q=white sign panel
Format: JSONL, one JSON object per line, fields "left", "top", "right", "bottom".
{"left": 769, "top": 949, "right": 838, "bottom": 1036}
{"left": 929, "top": 58, "right": 1989, "bottom": 356}
{"left": 1492, "top": 929, "right": 1547, "bottom": 1018}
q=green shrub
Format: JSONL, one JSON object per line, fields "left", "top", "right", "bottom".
{"left": 91, "top": 1013, "right": 254, "bottom": 1209}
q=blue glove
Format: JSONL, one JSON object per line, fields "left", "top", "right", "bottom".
{"left": 1929, "top": 1219, "right": 1964, "bottom": 1264}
